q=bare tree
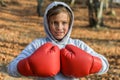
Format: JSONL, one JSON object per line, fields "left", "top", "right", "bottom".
{"left": 0, "top": 0, "right": 7, "bottom": 7}
{"left": 87, "top": 0, "right": 118, "bottom": 28}
{"left": 37, "top": 0, "right": 44, "bottom": 16}
{"left": 87, "top": 0, "right": 104, "bottom": 27}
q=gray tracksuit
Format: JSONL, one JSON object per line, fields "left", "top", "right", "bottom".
{"left": 7, "top": 1, "right": 109, "bottom": 80}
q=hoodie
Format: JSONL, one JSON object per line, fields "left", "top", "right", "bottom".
{"left": 7, "top": 1, "right": 109, "bottom": 80}
{"left": 43, "top": 1, "right": 74, "bottom": 48}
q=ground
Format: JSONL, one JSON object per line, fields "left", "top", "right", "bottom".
{"left": 0, "top": 0, "right": 120, "bottom": 80}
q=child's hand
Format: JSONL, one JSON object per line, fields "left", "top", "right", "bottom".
{"left": 17, "top": 42, "right": 60, "bottom": 77}
{"left": 60, "top": 44, "right": 102, "bottom": 77}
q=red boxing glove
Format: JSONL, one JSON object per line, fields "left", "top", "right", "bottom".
{"left": 60, "top": 44, "right": 102, "bottom": 77}
{"left": 17, "top": 42, "right": 60, "bottom": 77}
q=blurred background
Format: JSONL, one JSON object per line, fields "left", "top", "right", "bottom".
{"left": 0, "top": 0, "right": 120, "bottom": 80}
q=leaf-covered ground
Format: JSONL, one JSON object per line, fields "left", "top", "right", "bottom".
{"left": 0, "top": 0, "right": 120, "bottom": 80}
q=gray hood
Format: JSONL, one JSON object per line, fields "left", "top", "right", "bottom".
{"left": 44, "top": 1, "right": 74, "bottom": 45}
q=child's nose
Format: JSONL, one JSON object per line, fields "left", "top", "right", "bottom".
{"left": 57, "top": 23, "right": 63, "bottom": 30}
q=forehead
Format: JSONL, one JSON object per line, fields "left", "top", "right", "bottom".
{"left": 49, "top": 12, "right": 70, "bottom": 21}
{"left": 47, "top": 5, "right": 71, "bottom": 21}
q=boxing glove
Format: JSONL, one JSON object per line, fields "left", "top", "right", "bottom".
{"left": 60, "top": 44, "right": 102, "bottom": 77}
{"left": 17, "top": 42, "right": 60, "bottom": 77}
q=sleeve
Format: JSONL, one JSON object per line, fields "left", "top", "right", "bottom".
{"left": 7, "top": 39, "right": 41, "bottom": 77}
{"left": 74, "top": 39, "right": 109, "bottom": 75}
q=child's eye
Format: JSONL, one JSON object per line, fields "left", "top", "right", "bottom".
{"left": 62, "top": 22, "right": 68, "bottom": 25}
{"left": 53, "top": 21, "right": 58, "bottom": 26}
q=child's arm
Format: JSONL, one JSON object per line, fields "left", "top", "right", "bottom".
{"left": 78, "top": 41, "right": 109, "bottom": 75}
{"left": 17, "top": 42, "right": 60, "bottom": 77}
{"left": 61, "top": 44, "right": 102, "bottom": 77}
{"left": 7, "top": 40, "right": 60, "bottom": 77}
{"left": 60, "top": 39, "right": 109, "bottom": 77}
{"left": 7, "top": 40, "right": 38, "bottom": 77}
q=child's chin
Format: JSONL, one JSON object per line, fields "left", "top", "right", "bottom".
{"left": 55, "top": 37, "right": 63, "bottom": 41}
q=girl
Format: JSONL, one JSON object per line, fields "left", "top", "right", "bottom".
{"left": 7, "top": 1, "right": 109, "bottom": 80}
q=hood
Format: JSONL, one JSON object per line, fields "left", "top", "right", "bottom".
{"left": 43, "top": 1, "right": 74, "bottom": 45}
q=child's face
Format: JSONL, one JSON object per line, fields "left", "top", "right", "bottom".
{"left": 49, "top": 12, "right": 70, "bottom": 41}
